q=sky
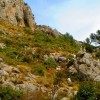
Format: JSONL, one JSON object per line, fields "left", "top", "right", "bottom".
{"left": 24, "top": 0, "right": 100, "bottom": 41}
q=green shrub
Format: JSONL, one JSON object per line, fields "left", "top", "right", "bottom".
{"left": 6, "top": 50, "right": 20, "bottom": 59}
{"left": 4, "top": 39, "right": 12, "bottom": 46}
{"left": 83, "top": 43, "right": 95, "bottom": 53}
{"left": 0, "top": 48, "right": 4, "bottom": 52}
{"left": 54, "top": 72, "right": 64, "bottom": 85}
{"left": 96, "top": 52, "right": 100, "bottom": 58}
{"left": 19, "top": 55, "right": 32, "bottom": 63}
{"left": 44, "top": 58, "right": 57, "bottom": 69}
{"left": 77, "top": 81, "right": 96, "bottom": 100}
{"left": 0, "top": 31, "right": 4, "bottom": 35}
{"left": 94, "top": 82, "right": 100, "bottom": 100}
{"left": 0, "top": 85, "right": 23, "bottom": 100}
{"left": 70, "top": 72, "right": 85, "bottom": 82}
{"left": 85, "top": 45, "right": 95, "bottom": 53}
{"left": 67, "top": 55, "right": 74, "bottom": 68}
{"left": 32, "top": 64, "right": 45, "bottom": 76}
{"left": 24, "top": 28, "right": 34, "bottom": 35}
{"left": 63, "top": 33, "right": 76, "bottom": 46}
{"left": 33, "top": 52, "right": 40, "bottom": 59}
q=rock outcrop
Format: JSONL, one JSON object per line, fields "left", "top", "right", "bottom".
{"left": 44, "top": 53, "right": 67, "bottom": 62}
{"left": 36, "top": 25, "right": 61, "bottom": 37}
{"left": 0, "top": 0, "right": 35, "bottom": 30}
{"left": 0, "top": 62, "right": 39, "bottom": 91}
{"left": 69, "top": 53, "right": 100, "bottom": 81}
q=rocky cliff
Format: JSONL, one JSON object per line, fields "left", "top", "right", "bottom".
{"left": 0, "top": 0, "right": 35, "bottom": 30}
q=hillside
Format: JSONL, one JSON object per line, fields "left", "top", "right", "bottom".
{"left": 0, "top": 0, "right": 100, "bottom": 100}
{"left": 0, "top": 21, "right": 80, "bottom": 100}
{"left": 0, "top": 20, "right": 79, "bottom": 65}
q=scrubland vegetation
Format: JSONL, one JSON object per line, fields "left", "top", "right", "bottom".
{"left": 0, "top": 20, "right": 100, "bottom": 100}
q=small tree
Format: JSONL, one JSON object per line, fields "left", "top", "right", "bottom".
{"left": 90, "top": 30, "right": 100, "bottom": 45}
{"left": 85, "top": 38, "right": 91, "bottom": 44}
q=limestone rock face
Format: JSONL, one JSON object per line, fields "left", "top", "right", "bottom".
{"left": 23, "top": 3, "right": 35, "bottom": 30}
{"left": 70, "top": 53, "right": 100, "bottom": 81}
{"left": 0, "top": 0, "right": 35, "bottom": 30}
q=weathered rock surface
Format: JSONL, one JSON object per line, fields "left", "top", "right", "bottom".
{"left": 69, "top": 53, "right": 100, "bottom": 81}
{"left": 0, "top": 0, "right": 35, "bottom": 30}
{"left": 36, "top": 25, "right": 61, "bottom": 37}
{"left": 0, "top": 63, "right": 39, "bottom": 91}
{"left": 44, "top": 53, "right": 66, "bottom": 62}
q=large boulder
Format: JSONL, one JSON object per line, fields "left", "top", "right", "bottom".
{"left": 16, "top": 84, "right": 38, "bottom": 91}
{"left": 49, "top": 53, "right": 66, "bottom": 62}
{"left": 0, "top": 0, "right": 35, "bottom": 30}
{"left": 58, "top": 57, "right": 67, "bottom": 62}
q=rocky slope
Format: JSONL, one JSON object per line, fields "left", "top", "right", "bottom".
{"left": 0, "top": 0, "right": 100, "bottom": 100}
{"left": 0, "top": 0, "right": 35, "bottom": 30}
{"left": 69, "top": 52, "right": 100, "bottom": 81}
{"left": 0, "top": 19, "right": 80, "bottom": 99}
{"left": 0, "top": 61, "right": 39, "bottom": 91}
{"left": 36, "top": 25, "right": 61, "bottom": 38}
